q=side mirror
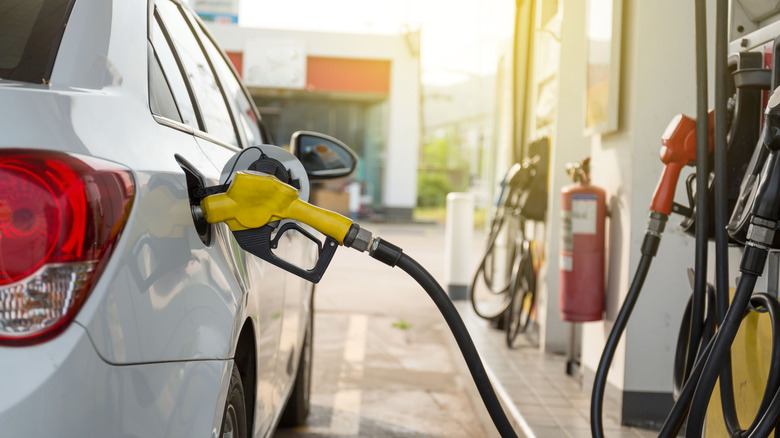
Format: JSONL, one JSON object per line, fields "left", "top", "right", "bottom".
{"left": 290, "top": 131, "right": 358, "bottom": 180}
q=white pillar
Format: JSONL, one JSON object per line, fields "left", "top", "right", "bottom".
{"left": 347, "top": 181, "right": 361, "bottom": 220}
{"left": 444, "top": 193, "right": 475, "bottom": 300}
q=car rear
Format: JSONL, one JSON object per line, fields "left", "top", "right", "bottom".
{"left": 0, "top": 1, "right": 238, "bottom": 436}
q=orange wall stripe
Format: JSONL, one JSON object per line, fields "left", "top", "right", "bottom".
{"left": 306, "top": 57, "right": 391, "bottom": 94}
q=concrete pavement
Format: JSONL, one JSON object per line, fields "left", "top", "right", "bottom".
{"left": 275, "top": 223, "right": 491, "bottom": 437}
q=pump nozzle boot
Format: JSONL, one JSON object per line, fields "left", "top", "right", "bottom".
{"left": 741, "top": 87, "right": 780, "bottom": 252}
{"left": 650, "top": 112, "right": 714, "bottom": 215}
{"left": 727, "top": 87, "right": 780, "bottom": 246}
{"left": 761, "top": 86, "right": 780, "bottom": 152}
{"left": 749, "top": 87, "right": 780, "bottom": 225}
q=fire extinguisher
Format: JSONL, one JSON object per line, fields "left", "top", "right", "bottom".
{"left": 559, "top": 158, "right": 607, "bottom": 322}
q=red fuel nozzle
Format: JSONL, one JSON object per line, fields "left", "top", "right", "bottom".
{"left": 650, "top": 111, "right": 714, "bottom": 215}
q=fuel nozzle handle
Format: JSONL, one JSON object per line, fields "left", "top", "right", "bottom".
{"left": 199, "top": 171, "right": 374, "bottom": 283}
{"left": 201, "top": 171, "right": 354, "bottom": 242}
{"left": 650, "top": 112, "right": 714, "bottom": 215}
{"left": 200, "top": 170, "right": 373, "bottom": 250}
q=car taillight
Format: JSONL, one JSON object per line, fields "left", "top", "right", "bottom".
{"left": 0, "top": 150, "right": 135, "bottom": 345}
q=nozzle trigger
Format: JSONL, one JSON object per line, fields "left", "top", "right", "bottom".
{"left": 233, "top": 222, "right": 338, "bottom": 283}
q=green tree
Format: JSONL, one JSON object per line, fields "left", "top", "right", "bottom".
{"left": 417, "top": 136, "right": 470, "bottom": 207}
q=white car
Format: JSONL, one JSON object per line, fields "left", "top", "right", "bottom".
{"left": 0, "top": 0, "right": 355, "bottom": 436}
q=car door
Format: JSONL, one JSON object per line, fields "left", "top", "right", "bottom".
{"left": 179, "top": 2, "right": 320, "bottom": 397}
{"left": 152, "top": 0, "right": 289, "bottom": 429}
{"left": 177, "top": 8, "right": 314, "bottom": 396}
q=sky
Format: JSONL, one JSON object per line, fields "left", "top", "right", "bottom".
{"left": 238, "top": 0, "right": 516, "bottom": 86}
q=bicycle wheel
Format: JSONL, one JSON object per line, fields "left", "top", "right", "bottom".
{"left": 470, "top": 214, "right": 520, "bottom": 320}
{"left": 506, "top": 254, "right": 535, "bottom": 348}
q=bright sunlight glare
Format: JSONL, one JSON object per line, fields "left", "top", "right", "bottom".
{"left": 239, "top": 0, "right": 515, "bottom": 86}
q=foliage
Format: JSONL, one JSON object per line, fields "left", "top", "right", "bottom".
{"left": 421, "top": 137, "right": 468, "bottom": 169}
{"left": 392, "top": 318, "right": 412, "bottom": 330}
{"left": 417, "top": 172, "right": 452, "bottom": 207}
{"left": 417, "top": 136, "right": 470, "bottom": 208}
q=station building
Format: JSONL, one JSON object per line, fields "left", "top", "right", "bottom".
{"left": 206, "top": 23, "right": 421, "bottom": 220}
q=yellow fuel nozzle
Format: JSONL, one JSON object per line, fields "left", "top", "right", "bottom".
{"left": 200, "top": 171, "right": 354, "bottom": 245}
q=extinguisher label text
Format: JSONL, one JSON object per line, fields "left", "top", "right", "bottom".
{"left": 572, "top": 194, "right": 598, "bottom": 235}
{"left": 561, "top": 211, "right": 573, "bottom": 251}
{"left": 561, "top": 210, "right": 573, "bottom": 272}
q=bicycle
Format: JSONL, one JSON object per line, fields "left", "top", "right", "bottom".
{"left": 469, "top": 159, "right": 541, "bottom": 347}
{"left": 505, "top": 235, "right": 539, "bottom": 348}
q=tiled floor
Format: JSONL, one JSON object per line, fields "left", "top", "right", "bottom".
{"left": 453, "top": 301, "right": 657, "bottom": 438}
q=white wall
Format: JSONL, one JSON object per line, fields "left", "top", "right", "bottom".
{"left": 384, "top": 32, "right": 421, "bottom": 211}
{"left": 618, "top": 0, "right": 716, "bottom": 394}
{"left": 546, "top": 0, "right": 716, "bottom": 395}
{"left": 207, "top": 25, "right": 421, "bottom": 213}
{"left": 531, "top": 1, "right": 567, "bottom": 354}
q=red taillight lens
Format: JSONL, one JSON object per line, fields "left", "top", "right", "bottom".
{"left": 0, "top": 150, "right": 135, "bottom": 345}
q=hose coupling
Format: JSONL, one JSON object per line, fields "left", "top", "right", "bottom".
{"left": 746, "top": 216, "right": 777, "bottom": 248}
{"left": 741, "top": 242, "right": 769, "bottom": 275}
{"left": 646, "top": 211, "right": 668, "bottom": 237}
{"left": 369, "top": 238, "right": 404, "bottom": 267}
{"left": 343, "top": 224, "right": 373, "bottom": 252}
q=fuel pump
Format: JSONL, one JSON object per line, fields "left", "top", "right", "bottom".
{"left": 664, "top": 2, "right": 780, "bottom": 436}
{"left": 469, "top": 158, "right": 539, "bottom": 322}
{"left": 589, "top": 109, "right": 711, "bottom": 437}
{"left": 186, "top": 133, "right": 519, "bottom": 438}
{"left": 591, "top": 1, "right": 780, "bottom": 436}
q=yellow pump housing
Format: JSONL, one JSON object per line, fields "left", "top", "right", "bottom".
{"left": 200, "top": 171, "right": 353, "bottom": 244}
{"left": 705, "top": 288, "right": 777, "bottom": 437}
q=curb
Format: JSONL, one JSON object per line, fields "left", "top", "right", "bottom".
{"left": 442, "top": 311, "right": 536, "bottom": 438}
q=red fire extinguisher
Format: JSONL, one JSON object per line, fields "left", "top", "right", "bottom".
{"left": 560, "top": 158, "right": 607, "bottom": 322}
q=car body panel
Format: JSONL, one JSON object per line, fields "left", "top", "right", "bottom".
{"left": 0, "top": 0, "right": 316, "bottom": 436}
{"left": 0, "top": 83, "right": 245, "bottom": 364}
{"left": 0, "top": 322, "right": 229, "bottom": 438}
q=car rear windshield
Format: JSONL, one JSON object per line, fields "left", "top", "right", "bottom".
{"left": 0, "top": 0, "right": 75, "bottom": 84}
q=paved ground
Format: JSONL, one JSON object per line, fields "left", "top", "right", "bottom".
{"left": 274, "top": 223, "right": 490, "bottom": 437}
{"left": 273, "top": 222, "right": 659, "bottom": 438}
{"left": 456, "top": 301, "right": 657, "bottom": 438}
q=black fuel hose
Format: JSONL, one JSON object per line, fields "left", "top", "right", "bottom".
{"left": 713, "top": 0, "right": 742, "bottom": 433}
{"left": 672, "top": 284, "right": 716, "bottom": 400}
{"left": 743, "top": 293, "right": 780, "bottom": 436}
{"left": 469, "top": 209, "right": 518, "bottom": 320}
{"left": 663, "top": 0, "right": 713, "bottom": 415}
{"left": 682, "top": 131, "right": 780, "bottom": 435}
{"left": 590, "top": 229, "right": 662, "bottom": 438}
{"left": 368, "top": 237, "right": 518, "bottom": 438}
{"left": 685, "top": 266, "right": 762, "bottom": 437}
{"left": 469, "top": 169, "right": 526, "bottom": 321}
{"left": 660, "top": 328, "right": 718, "bottom": 437}
{"left": 671, "top": 274, "right": 780, "bottom": 438}
{"left": 660, "top": 288, "right": 780, "bottom": 438}
{"left": 686, "top": 0, "right": 711, "bottom": 395}
{"left": 680, "top": 148, "right": 780, "bottom": 436}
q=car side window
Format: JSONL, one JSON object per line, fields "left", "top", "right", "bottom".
{"left": 148, "top": 45, "right": 182, "bottom": 123}
{"left": 156, "top": 0, "right": 239, "bottom": 147}
{"left": 149, "top": 13, "right": 198, "bottom": 127}
{"left": 185, "top": 13, "right": 263, "bottom": 147}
